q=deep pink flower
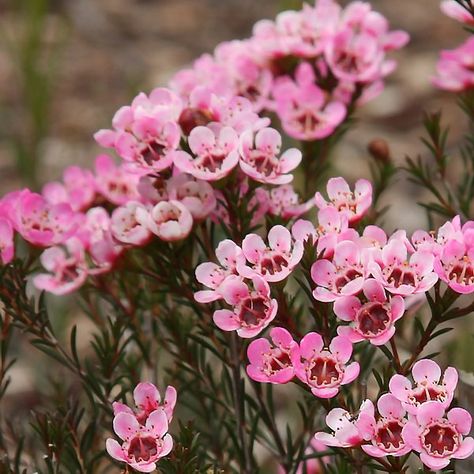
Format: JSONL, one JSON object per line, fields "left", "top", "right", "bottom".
{"left": 334, "top": 278, "right": 405, "bottom": 346}
{"left": 266, "top": 184, "right": 314, "bottom": 219}
{"left": 113, "top": 382, "right": 177, "bottom": 423}
{"left": 33, "top": 238, "right": 89, "bottom": 295}
{"left": 42, "top": 166, "right": 96, "bottom": 212}
{"left": 441, "top": 0, "right": 474, "bottom": 25}
{"left": 402, "top": 401, "right": 474, "bottom": 470}
{"left": 356, "top": 394, "right": 411, "bottom": 458}
{"left": 213, "top": 275, "right": 278, "bottom": 338}
{"left": 292, "top": 332, "right": 359, "bottom": 398}
{"left": 314, "top": 177, "right": 372, "bottom": 224}
{"left": 0, "top": 218, "right": 14, "bottom": 264}
{"left": 106, "top": 409, "right": 173, "bottom": 473}
{"left": 314, "top": 400, "right": 374, "bottom": 447}
{"left": 14, "top": 190, "right": 78, "bottom": 247}
{"left": 94, "top": 155, "right": 141, "bottom": 206}
{"left": 111, "top": 202, "right": 152, "bottom": 246}
{"left": 136, "top": 200, "right": 193, "bottom": 242}
{"left": 172, "top": 126, "right": 239, "bottom": 181}
{"left": 238, "top": 225, "right": 304, "bottom": 282}
{"left": 272, "top": 63, "right": 346, "bottom": 141}
{"left": 195, "top": 239, "right": 245, "bottom": 303}
{"left": 433, "top": 37, "right": 474, "bottom": 91}
{"left": 166, "top": 173, "right": 216, "bottom": 220}
{"left": 389, "top": 359, "right": 458, "bottom": 415}
{"left": 311, "top": 240, "right": 368, "bottom": 302}
{"left": 246, "top": 327, "right": 299, "bottom": 384}
{"left": 239, "top": 128, "right": 301, "bottom": 185}
{"left": 368, "top": 238, "right": 438, "bottom": 295}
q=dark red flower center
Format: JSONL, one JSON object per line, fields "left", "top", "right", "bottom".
{"left": 239, "top": 296, "right": 268, "bottom": 327}
{"left": 259, "top": 253, "right": 289, "bottom": 276}
{"left": 308, "top": 356, "right": 341, "bottom": 387}
{"left": 141, "top": 141, "right": 166, "bottom": 166}
{"left": 422, "top": 422, "right": 459, "bottom": 457}
{"left": 356, "top": 302, "right": 390, "bottom": 336}
{"left": 128, "top": 435, "right": 158, "bottom": 462}
{"left": 410, "top": 384, "right": 446, "bottom": 405}
{"left": 376, "top": 420, "right": 404, "bottom": 451}
{"left": 266, "top": 349, "right": 292, "bottom": 374}
{"left": 448, "top": 261, "right": 474, "bottom": 285}
{"left": 387, "top": 267, "right": 416, "bottom": 288}
{"left": 335, "top": 268, "right": 362, "bottom": 292}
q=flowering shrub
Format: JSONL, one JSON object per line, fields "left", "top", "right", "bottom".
{"left": 0, "top": 0, "right": 473, "bottom": 472}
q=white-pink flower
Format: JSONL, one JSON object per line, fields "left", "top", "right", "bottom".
{"left": 389, "top": 359, "right": 458, "bottom": 415}
{"left": 402, "top": 401, "right": 474, "bottom": 470}
{"left": 111, "top": 202, "right": 152, "bottom": 246}
{"left": 239, "top": 128, "right": 301, "bottom": 184}
{"left": 238, "top": 225, "right": 304, "bottom": 282}
{"left": 246, "top": 327, "right": 299, "bottom": 384}
{"left": 334, "top": 278, "right": 405, "bottom": 346}
{"left": 292, "top": 332, "right": 360, "bottom": 398}
{"left": 213, "top": 275, "right": 278, "bottom": 338}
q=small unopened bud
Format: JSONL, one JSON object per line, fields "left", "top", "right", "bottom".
{"left": 179, "top": 108, "right": 213, "bottom": 135}
{"left": 368, "top": 139, "right": 391, "bottom": 164}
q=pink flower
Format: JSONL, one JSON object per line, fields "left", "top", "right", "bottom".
{"left": 95, "top": 88, "right": 182, "bottom": 174}
{"left": 433, "top": 37, "right": 474, "bottom": 91}
{"left": 389, "top": 359, "right": 458, "bottom": 415}
{"left": 213, "top": 275, "right": 278, "bottom": 338}
{"left": 33, "top": 238, "right": 89, "bottom": 295}
{"left": 136, "top": 200, "right": 193, "bottom": 242}
{"left": 195, "top": 239, "right": 245, "bottom": 303}
{"left": 314, "top": 400, "right": 374, "bottom": 447}
{"left": 334, "top": 278, "right": 405, "bottom": 346}
{"left": 266, "top": 184, "right": 315, "bottom": 219}
{"left": 94, "top": 155, "right": 141, "bottom": 206}
{"left": 14, "top": 190, "right": 78, "bottom": 247}
{"left": 292, "top": 332, "right": 359, "bottom": 398}
{"left": 172, "top": 126, "right": 239, "bottom": 181}
{"left": 314, "top": 177, "right": 372, "bottom": 224}
{"left": 0, "top": 218, "right": 14, "bottom": 264}
{"left": 106, "top": 409, "right": 173, "bottom": 473}
{"left": 368, "top": 238, "right": 438, "bottom": 295}
{"left": 311, "top": 240, "right": 368, "bottom": 302}
{"left": 356, "top": 394, "right": 411, "bottom": 458}
{"left": 246, "top": 327, "right": 299, "bottom": 384}
{"left": 239, "top": 128, "right": 301, "bottom": 184}
{"left": 238, "top": 225, "right": 304, "bottom": 282}
{"left": 325, "top": 2, "right": 409, "bottom": 83}
{"left": 113, "top": 382, "right": 177, "bottom": 423}
{"left": 272, "top": 63, "right": 346, "bottom": 141}
{"left": 166, "top": 173, "right": 216, "bottom": 220}
{"left": 402, "top": 401, "right": 474, "bottom": 470}
{"left": 440, "top": 0, "right": 474, "bottom": 25}
{"left": 111, "top": 202, "right": 152, "bottom": 246}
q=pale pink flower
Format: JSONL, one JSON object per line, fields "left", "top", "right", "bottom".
{"left": 311, "top": 240, "right": 368, "bottom": 302}
{"left": 137, "top": 175, "right": 169, "bottom": 205}
{"left": 166, "top": 173, "right": 216, "bottom": 220}
{"left": 266, "top": 184, "right": 314, "bottom": 219}
{"left": 113, "top": 382, "right": 177, "bottom": 423}
{"left": 334, "top": 278, "right": 405, "bottom": 346}
{"left": 314, "top": 400, "right": 374, "bottom": 447}
{"left": 433, "top": 37, "right": 474, "bottom": 91}
{"left": 314, "top": 177, "right": 372, "bottom": 224}
{"left": 292, "top": 332, "right": 360, "bottom": 398}
{"left": 358, "top": 225, "right": 388, "bottom": 265}
{"left": 441, "top": 0, "right": 474, "bottom": 25}
{"left": 402, "top": 401, "right": 474, "bottom": 470}
{"left": 238, "top": 225, "right": 304, "bottom": 282}
{"left": 14, "top": 190, "right": 78, "bottom": 247}
{"left": 356, "top": 394, "right": 411, "bottom": 458}
{"left": 195, "top": 240, "right": 245, "bottom": 303}
{"left": 368, "top": 238, "right": 438, "bottom": 295}
{"left": 42, "top": 166, "right": 96, "bottom": 212}
{"left": 239, "top": 128, "right": 301, "bottom": 185}
{"left": 136, "top": 200, "right": 193, "bottom": 242}
{"left": 246, "top": 327, "right": 299, "bottom": 384}
{"left": 0, "top": 218, "right": 14, "bottom": 264}
{"left": 213, "top": 275, "right": 278, "bottom": 338}
{"left": 111, "top": 202, "right": 152, "bottom": 246}
{"left": 172, "top": 126, "right": 239, "bottom": 181}
{"left": 272, "top": 63, "right": 346, "bottom": 141}
{"left": 106, "top": 409, "right": 173, "bottom": 473}
{"left": 33, "top": 238, "right": 89, "bottom": 295}
{"left": 389, "top": 359, "right": 458, "bottom": 415}
{"left": 94, "top": 155, "right": 141, "bottom": 206}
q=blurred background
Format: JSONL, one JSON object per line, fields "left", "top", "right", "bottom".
{"left": 0, "top": 0, "right": 472, "bottom": 468}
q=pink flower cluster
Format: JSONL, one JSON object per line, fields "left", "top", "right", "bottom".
{"left": 171, "top": 0, "right": 409, "bottom": 141}
{"left": 315, "top": 360, "right": 473, "bottom": 470}
{"left": 434, "top": 1, "right": 474, "bottom": 91}
{"left": 107, "top": 382, "right": 176, "bottom": 472}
